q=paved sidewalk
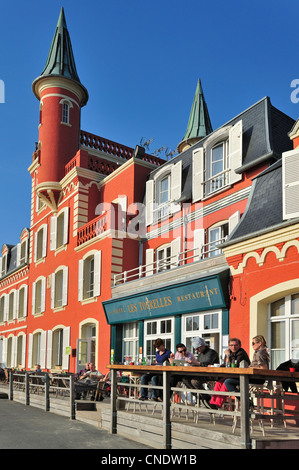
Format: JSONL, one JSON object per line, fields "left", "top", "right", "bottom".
{"left": 0, "top": 398, "right": 152, "bottom": 449}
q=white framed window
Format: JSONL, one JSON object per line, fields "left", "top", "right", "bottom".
{"left": 16, "top": 334, "right": 26, "bottom": 368}
{"left": 146, "top": 161, "right": 182, "bottom": 225}
{"left": 51, "top": 266, "right": 68, "bottom": 309}
{"left": 144, "top": 316, "right": 174, "bottom": 362}
{"left": 62, "top": 102, "right": 69, "bottom": 124}
{"left": 46, "top": 327, "right": 70, "bottom": 370}
{"left": 268, "top": 294, "right": 299, "bottom": 369}
{"left": 34, "top": 224, "right": 48, "bottom": 262}
{"left": 32, "top": 277, "right": 46, "bottom": 315}
{"left": 0, "top": 295, "right": 5, "bottom": 323}
{"left": 28, "top": 331, "right": 47, "bottom": 369}
{"left": 17, "top": 238, "right": 29, "bottom": 266}
{"left": 78, "top": 251, "right": 101, "bottom": 301}
{"left": 8, "top": 290, "right": 17, "bottom": 321}
{"left": 157, "top": 244, "right": 171, "bottom": 272}
{"left": 192, "top": 120, "right": 242, "bottom": 202}
{"left": 1, "top": 254, "right": 7, "bottom": 277}
{"left": 50, "top": 208, "right": 69, "bottom": 251}
{"left": 122, "top": 322, "right": 139, "bottom": 363}
{"left": 181, "top": 311, "right": 222, "bottom": 356}
{"left": 204, "top": 222, "right": 229, "bottom": 258}
{"left": 17, "top": 285, "right": 28, "bottom": 319}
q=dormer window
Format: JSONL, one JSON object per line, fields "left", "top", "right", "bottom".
{"left": 192, "top": 120, "right": 242, "bottom": 201}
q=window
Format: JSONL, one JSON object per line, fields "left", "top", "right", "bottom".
{"left": 46, "top": 327, "right": 70, "bottom": 370}
{"left": 1, "top": 254, "right": 7, "bottom": 277}
{"left": 50, "top": 208, "right": 69, "bottom": 251}
{"left": 8, "top": 291, "right": 16, "bottom": 321}
{"left": 19, "top": 239, "right": 28, "bottom": 265}
{"left": 32, "top": 277, "right": 46, "bottom": 315}
{"left": 62, "top": 103, "right": 69, "bottom": 124}
{"left": 0, "top": 296, "right": 5, "bottom": 323}
{"left": 157, "top": 245, "right": 171, "bottom": 272}
{"left": 51, "top": 267, "right": 68, "bottom": 309}
{"left": 17, "top": 285, "right": 28, "bottom": 319}
{"left": 182, "top": 311, "right": 221, "bottom": 357}
{"left": 78, "top": 251, "right": 101, "bottom": 301}
{"left": 204, "top": 223, "right": 228, "bottom": 258}
{"left": 144, "top": 317, "right": 174, "bottom": 362}
{"left": 269, "top": 294, "right": 299, "bottom": 369}
{"left": 122, "top": 322, "right": 139, "bottom": 363}
{"left": 34, "top": 225, "right": 47, "bottom": 262}
{"left": 192, "top": 120, "right": 242, "bottom": 202}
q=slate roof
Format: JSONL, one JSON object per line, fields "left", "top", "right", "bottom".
{"left": 221, "top": 159, "right": 299, "bottom": 247}
{"left": 147, "top": 96, "right": 295, "bottom": 204}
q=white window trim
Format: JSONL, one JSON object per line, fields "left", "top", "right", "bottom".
{"left": 78, "top": 250, "right": 101, "bottom": 302}
{"left": 50, "top": 207, "right": 69, "bottom": 252}
{"left": 32, "top": 277, "right": 46, "bottom": 315}
{"left": 34, "top": 224, "right": 48, "bottom": 262}
{"left": 51, "top": 266, "right": 68, "bottom": 310}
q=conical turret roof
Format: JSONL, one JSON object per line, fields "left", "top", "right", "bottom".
{"left": 178, "top": 79, "right": 212, "bottom": 153}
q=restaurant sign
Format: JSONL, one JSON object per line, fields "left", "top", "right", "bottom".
{"left": 103, "top": 274, "right": 228, "bottom": 324}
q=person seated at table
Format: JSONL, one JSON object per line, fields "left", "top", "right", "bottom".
{"left": 139, "top": 338, "right": 172, "bottom": 402}
{"left": 75, "top": 363, "right": 104, "bottom": 399}
{"left": 34, "top": 364, "right": 42, "bottom": 373}
{"left": 169, "top": 343, "right": 197, "bottom": 388}
{"left": 182, "top": 337, "right": 219, "bottom": 408}
{"left": 276, "top": 359, "right": 299, "bottom": 393}
{"left": 210, "top": 338, "right": 250, "bottom": 408}
{"left": 76, "top": 362, "right": 90, "bottom": 380}
{"left": 0, "top": 363, "right": 6, "bottom": 382}
{"left": 223, "top": 335, "right": 270, "bottom": 398}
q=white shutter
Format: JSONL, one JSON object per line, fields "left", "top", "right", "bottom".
{"left": 28, "top": 333, "right": 33, "bottom": 369}
{"left": 41, "top": 277, "right": 46, "bottom": 313}
{"left": 32, "top": 282, "right": 36, "bottom": 314}
{"left": 170, "top": 237, "right": 181, "bottom": 268}
{"left": 2, "top": 337, "right": 7, "bottom": 366}
{"left": 50, "top": 216, "right": 57, "bottom": 251}
{"left": 4, "top": 294, "right": 8, "bottom": 322}
{"left": 40, "top": 331, "right": 47, "bottom": 369}
{"left": 192, "top": 148, "right": 204, "bottom": 202}
{"left": 229, "top": 210, "right": 240, "bottom": 234}
{"left": 51, "top": 273, "right": 55, "bottom": 309}
{"left": 229, "top": 120, "right": 243, "bottom": 184}
{"left": 62, "top": 327, "right": 70, "bottom": 370}
{"left": 42, "top": 225, "right": 48, "bottom": 258}
{"left": 193, "top": 228, "right": 205, "bottom": 261}
{"left": 93, "top": 251, "right": 101, "bottom": 297}
{"left": 34, "top": 232, "right": 37, "bottom": 262}
{"left": 282, "top": 148, "right": 299, "bottom": 219}
{"left": 145, "top": 248, "right": 154, "bottom": 277}
{"left": 23, "top": 285, "right": 28, "bottom": 317}
{"left": 146, "top": 180, "right": 154, "bottom": 226}
{"left": 63, "top": 208, "right": 69, "bottom": 245}
{"left": 15, "top": 290, "right": 19, "bottom": 319}
{"left": 171, "top": 161, "right": 182, "bottom": 201}
{"left": 78, "top": 259, "right": 84, "bottom": 301}
{"left": 13, "top": 291, "right": 17, "bottom": 320}
{"left": 21, "top": 334, "right": 26, "bottom": 368}
{"left": 24, "top": 239, "right": 28, "bottom": 264}
{"left": 46, "top": 330, "right": 53, "bottom": 370}
{"left": 62, "top": 267, "right": 68, "bottom": 306}
{"left": 16, "top": 243, "right": 21, "bottom": 266}
{"left": 12, "top": 336, "right": 17, "bottom": 367}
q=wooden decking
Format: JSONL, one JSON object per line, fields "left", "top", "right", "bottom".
{"left": 1, "top": 382, "right": 299, "bottom": 449}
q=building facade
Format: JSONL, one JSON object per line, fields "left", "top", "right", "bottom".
{"left": 0, "top": 8, "right": 297, "bottom": 373}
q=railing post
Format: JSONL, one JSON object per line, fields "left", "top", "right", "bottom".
{"left": 239, "top": 373, "right": 251, "bottom": 449}
{"left": 69, "top": 375, "right": 76, "bottom": 420}
{"left": 9, "top": 370, "right": 13, "bottom": 400}
{"left": 162, "top": 370, "right": 171, "bottom": 449}
{"left": 45, "top": 373, "right": 50, "bottom": 412}
{"left": 25, "top": 372, "right": 30, "bottom": 405}
{"left": 110, "top": 368, "right": 117, "bottom": 434}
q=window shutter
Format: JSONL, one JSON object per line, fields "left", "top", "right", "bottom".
{"left": 46, "top": 330, "right": 53, "bottom": 370}
{"left": 21, "top": 335, "right": 26, "bottom": 368}
{"left": 41, "top": 277, "right": 46, "bottom": 313}
{"left": 51, "top": 273, "right": 55, "bottom": 309}
{"left": 63, "top": 208, "right": 69, "bottom": 245}
{"left": 170, "top": 237, "right": 181, "bottom": 268}
{"left": 62, "top": 267, "right": 68, "bottom": 306}
{"left": 32, "top": 282, "right": 36, "bottom": 315}
{"left": 24, "top": 239, "right": 28, "bottom": 264}
{"left": 229, "top": 120, "right": 243, "bottom": 184}
{"left": 192, "top": 148, "right": 204, "bottom": 202}
{"left": 40, "top": 331, "right": 47, "bottom": 369}
{"left": 171, "top": 161, "right": 182, "bottom": 202}
{"left": 23, "top": 285, "right": 28, "bottom": 317}
{"left": 34, "top": 232, "right": 37, "bottom": 262}
{"left": 42, "top": 225, "right": 48, "bottom": 258}
{"left": 94, "top": 251, "right": 101, "bottom": 297}
{"left": 2, "top": 337, "right": 7, "bottom": 366}
{"left": 16, "top": 243, "right": 21, "bottom": 266}
{"left": 145, "top": 248, "right": 154, "bottom": 276}
{"left": 13, "top": 291, "right": 17, "bottom": 320}
{"left": 193, "top": 228, "right": 205, "bottom": 261}
{"left": 4, "top": 294, "right": 8, "bottom": 322}
{"left": 78, "top": 260, "right": 84, "bottom": 301}
{"left": 146, "top": 180, "right": 154, "bottom": 226}
{"left": 50, "top": 216, "right": 57, "bottom": 251}
{"left": 62, "top": 327, "right": 70, "bottom": 370}
{"left": 28, "top": 333, "right": 33, "bottom": 369}
{"left": 12, "top": 336, "right": 17, "bottom": 367}
{"left": 229, "top": 210, "right": 240, "bottom": 234}
{"left": 282, "top": 149, "right": 299, "bottom": 219}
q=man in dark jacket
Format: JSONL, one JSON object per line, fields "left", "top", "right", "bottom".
{"left": 182, "top": 337, "right": 219, "bottom": 408}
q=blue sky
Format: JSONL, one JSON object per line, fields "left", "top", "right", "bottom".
{"left": 0, "top": 0, "right": 298, "bottom": 246}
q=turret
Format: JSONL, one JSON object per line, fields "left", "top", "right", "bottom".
{"left": 31, "top": 8, "right": 88, "bottom": 212}
{"left": 177, "top": 79, "right": 212, "bottom": 153}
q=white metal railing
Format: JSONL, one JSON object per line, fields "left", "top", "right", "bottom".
{"left": 203, "top": 168, "right": 230, "bottom": 197}
{"left": 113, "top": 239, "right": 226, "bottom": 287}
